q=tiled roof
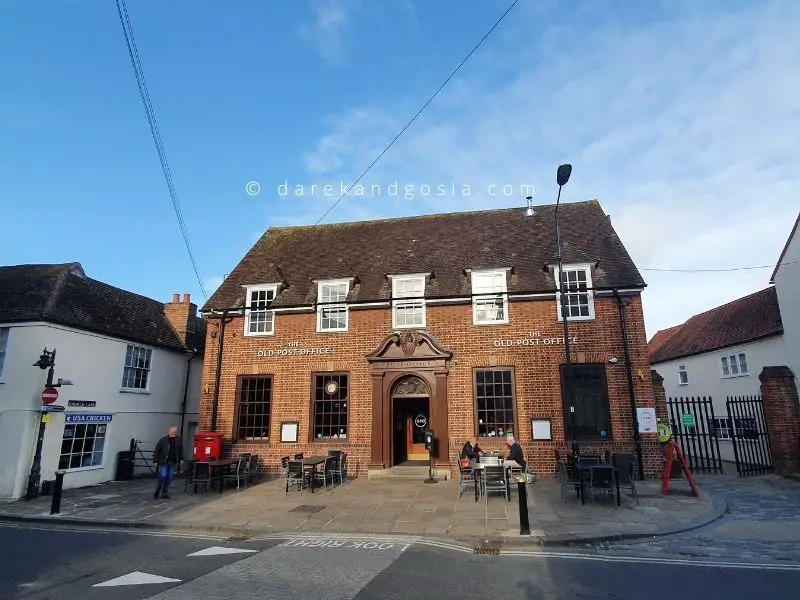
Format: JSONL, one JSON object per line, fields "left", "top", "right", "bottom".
{"left": 770, "top": 211, "right": 800, "bottom": 283}
{"left": 0, "top": 263, "right": 205, "bottom": 353}
{"left": 648, "top": 287, "right": 783, "bottom": 363}
{"left": 202, "top": 201, "right": 646, "bottom": 311}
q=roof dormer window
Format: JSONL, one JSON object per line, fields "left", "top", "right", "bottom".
{"left": 471, "top": 269, "right": 509, "bottom": 325}
{"left": 317, "top": 279, "right": 350, "bottom": 332}
{"left": 391, "top": 274, "right": 426, "bottom": 329}
{"left": 244, "top": 284, "right": 279, "bottom": 336}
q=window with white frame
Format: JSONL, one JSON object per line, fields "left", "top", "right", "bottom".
{"left": 121, "top": 344, "right": 153, "bottom": 391}
{"left": 678, "top": 365, "right": 688, "bottom": 385}
{"left": 317, "top": 280, "right": 349, "bottom": 332}
{"left": 555, "top": 264, "right": 595, "bottom": 320}
{"left": 721, "top": 352, "right": 748, "bottom": 378}
{"left": 0, "top": 327, "right": 8, "bottom": 380}
{"left": 710, "top": 417, "right": 732, "bottom": 440}
{"left": 245, "top": 284, "right": 277, "bottom": 336}
{"left": 59, "top": 421, "right": 106, "bottom": 470}
{"left": 471, "top": 270, "right": 508, "bottom": 325}
{"left": 392, "top": 275, "right": 426, "bottom": 328}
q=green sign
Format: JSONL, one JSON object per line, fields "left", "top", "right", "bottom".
{"left": 681, "top": 413, "right": 695, "bottom": 428}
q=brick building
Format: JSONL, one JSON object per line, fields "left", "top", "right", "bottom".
{"left": 198, "top": 201, "right": 664, "bottom": 478}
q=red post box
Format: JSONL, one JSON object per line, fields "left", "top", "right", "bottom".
{"left": 193, "top": 432, "right": 222, "bottom": 461}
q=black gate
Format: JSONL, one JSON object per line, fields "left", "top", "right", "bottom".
{"left": 667, "top": 396, "right": 724, "bottom": 474}
{"left": 726, "top": 395, "right": 774, "bottom": 476}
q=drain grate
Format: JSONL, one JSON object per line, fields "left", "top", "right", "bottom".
{"left": 225, "top": 534, "right": 250, "bottom": 542}
{"left": 290, "top": 505, "right": 326, "bottom": 514}
{"left": 473, "top": 545, "right": 500, "bottom": 555}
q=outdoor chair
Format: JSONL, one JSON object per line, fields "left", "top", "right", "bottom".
{"left": 483, "top": 465, "right": 507, "bottom": 502}
{"left": 613, "top": 453, "right": 639, "bottom": 504}
{"left": 244, "top": 454, "right": 260, "bottom": 485}
{"left": 588, "top": 465, "right": 615, "bottom": 503}
{"left": 223, "top": 456, "right": 248, "bottom": 491}
{"left": 192, "top": 461, "right": 219, "bottom": 494}
{"left": 556, "top": 460, "right": 580, "bottom": 501}
{"left": 279, "top": 456, "right": 290, "bottom": 485}
{"left": 457, "top": 461, "right": 477, "bottom": 499}
{"left": 285, "top": 460, "right": 306, "bottom": 494}
{"left": 312, "top": 456, "right": 337, "bottom": 491}
{"left": 294, "top": 453, "right": 304, "bottom": 460}
{"left": 327, "top": 453, "right": 345, "bottom": 486}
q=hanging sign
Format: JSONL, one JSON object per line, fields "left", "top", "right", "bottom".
{"left": 657, "top": 421, "right": 672, "bottom": 443}
{"left": 414, "top": 414, "right": 427, "bottom": 428}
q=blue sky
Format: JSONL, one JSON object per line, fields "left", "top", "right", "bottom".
{"left": 1, "top": 0, "right": 798, "bottom": 337}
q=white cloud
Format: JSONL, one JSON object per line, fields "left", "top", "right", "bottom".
{"left": 298, "top": 0, "right": 353, "bottom": 65}
{"left": 296, "top": 0, "right": 800, "bottom": 338}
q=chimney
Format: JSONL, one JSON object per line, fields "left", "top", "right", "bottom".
{"left": 164, "top": 292, "right": 198, "bottom": 346}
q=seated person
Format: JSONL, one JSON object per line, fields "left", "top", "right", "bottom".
{"left": 505, "top": 436, "right": 525, "bottom": 469}
{"left": 460, "top": 437, "right": 482, "bottom": 466}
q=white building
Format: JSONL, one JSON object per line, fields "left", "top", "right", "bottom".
{"left": 648, "top": 211, "right": 799, "bottom": 463}
{"left": 0, "top": 263, "right": 204, "bottom": 499}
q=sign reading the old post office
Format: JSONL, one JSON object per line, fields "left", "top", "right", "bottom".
{"left": 256, "top": 341, "right": 331, "bottom": 358}
{"left": 491, "top": 331, "right": 578, "bottom": 348}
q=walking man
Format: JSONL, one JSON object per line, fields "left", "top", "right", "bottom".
{"left": 153, "top": 426, "right": 183, "bottom": 499}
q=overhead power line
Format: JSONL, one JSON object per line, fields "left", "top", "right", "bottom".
{"left": 640, "top": 258, "right": 800, "bottom": 273}
{"left": 314, "top": 0, "right": 520, "bottom": 225}
{"left": 115, "top": 0, "right": 208, "bottom": 298}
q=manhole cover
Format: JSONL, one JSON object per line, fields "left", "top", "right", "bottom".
{"left": 290, "top": 505, "right": 325, "bottom": 514}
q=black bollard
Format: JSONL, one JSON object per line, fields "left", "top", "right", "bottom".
{"left": 50, "top": 469, "right": 66, "bottom": 515}
{"left": 516, "top": 475, "right": 530, "bottom": 535}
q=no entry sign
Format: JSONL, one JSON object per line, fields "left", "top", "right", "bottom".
{"left": 41, "top": 387, "right": 59, "bottom": 405}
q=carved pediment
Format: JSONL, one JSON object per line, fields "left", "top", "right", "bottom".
{"left": 392, "top": 376, "right": 429, "bottom": 396}
{"left": 366, "top": 330, "right": 453, "bottom": 362}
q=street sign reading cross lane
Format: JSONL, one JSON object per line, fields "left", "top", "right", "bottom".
{"left": 681, "top": 413, "right": 695, "bottom": 428}
{"left": 41, "top": 387, "right": 59, "bottom": 405}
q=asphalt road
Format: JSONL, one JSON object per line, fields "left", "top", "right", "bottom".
{"left": 2, "top": 525, "right": 800, "bottom": 600}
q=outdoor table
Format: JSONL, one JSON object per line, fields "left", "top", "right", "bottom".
{"left": 301, "top": 456, "right": 328, "bottom": 493}
{"left": 576, "top": 465, "right": 620, "bottom": 506}
{"left": 209, "top": 458, "right": 239, "bottom": 494}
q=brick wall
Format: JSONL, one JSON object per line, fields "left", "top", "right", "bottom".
{"left": 759, "top": 366, "right": 800, "bottom": 474}
{"left": 198, "top": 294, "right": 660, "bottom": 478}
{"left": 164, "top": 293, "right": 196, "bottom": 346}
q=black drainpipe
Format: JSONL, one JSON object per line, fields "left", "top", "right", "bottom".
{"left": 211, "top": 310, "right": 231, "bottom": 432}
{"left": 614, "top": 289, "right": 646, "bottom": 481}
{"left": 179, "top": 352, "right": 193, "bottom": 443}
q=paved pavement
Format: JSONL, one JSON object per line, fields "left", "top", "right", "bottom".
{"left": 2, "top": 524, "right": 800, "bottom": 600}
{"left": 600, "top": 474, "right": 800, "bottom": 563}
{"left": 0, "top": 471, "right": 719, "bottom": 546}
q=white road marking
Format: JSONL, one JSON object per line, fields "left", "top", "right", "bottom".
{"left": 187, "top": 546, "right": 258, "bottom": 556}
{"left": 92, "top": 571, "right": 182, "bottom": 587}
{"left": 499, "top": 550, "right": 800, "bottom": 571}
{"left": 283, "top": 538, "right": 411, "bottom": 551}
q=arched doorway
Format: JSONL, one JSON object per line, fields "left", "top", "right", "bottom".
{"left": 391, "top": 375, "right": 430, "bottom": 465}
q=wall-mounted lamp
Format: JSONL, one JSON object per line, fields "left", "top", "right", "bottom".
{"left": 609, "top": 357, "right": 618, "bottom": 364}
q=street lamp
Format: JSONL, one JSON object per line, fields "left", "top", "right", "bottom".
{"left": 26, "top": 348, "right": 70, "bottom": 499}
{"left": 553, "top": 164, "right": 576, "bottom": 447}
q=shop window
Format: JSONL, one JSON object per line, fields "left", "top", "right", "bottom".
{"left": 474, "top": 368, "right": 516, "bottom": 437}
{"left": 312, "top": 373, "right": 348, "bottom": 440}
{"left": 235, "top": 376, "right": 272, "bottom": 440}
{"left": 59, "top": 422, "right": 106, "bottom": 470}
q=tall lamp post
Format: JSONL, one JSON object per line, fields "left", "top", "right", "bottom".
{"left": 26, "top": 348, "right": 71, "bottom": 499}
{"left": 553, "top": 164, "right": 576, "bottom": 448}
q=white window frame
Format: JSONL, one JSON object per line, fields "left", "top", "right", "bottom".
{"left": 59, "top": 420, "right": 108, "bottom": 471}
{"left": 391, "top": 274, "right": 427, "bottom": 329}
{"left": 0, "top": 327, "right": 8, "bottom": 383}
{"left": 554, "top": 263, "right": 595, "bottom": 321}
{"left": 244, "top": 284, "right": 279, "bottom": 337}
{"left": 471, "top": 269, "right": 509, "bottom": 325}
{"left": 316, "top": 279, "right": 351, "bottom": 333}
{"left": 712, "top": 417, "right": 732, "bottom": 440}
{"left": 678, "top": 364, "right": 688, "bottom": 386}
{"left": 720, "top": 352, "right": 749, "bottom": 378}
{"left": 121, "top": 344, "right": 153, "bottom": 392}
